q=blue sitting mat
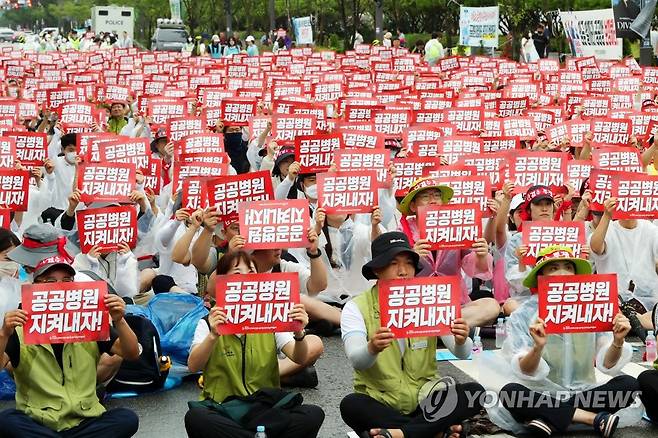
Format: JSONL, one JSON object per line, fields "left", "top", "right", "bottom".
{"left": 0, "top": 369, "right": 16, "bottom": 400}
{"left": 436, "top": 349, "right": 472, "bottom": 361}
{"left": 108, "top": 374, "right": 183, "bottom": 399}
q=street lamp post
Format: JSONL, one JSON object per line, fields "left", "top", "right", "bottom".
{"left": 375, "top": 0, "right": 383, "bottom": 40}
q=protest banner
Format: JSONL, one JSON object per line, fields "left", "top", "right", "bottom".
{"left": 417, "top": 204, "right": 482, "bottom": 250}
{"left": 509, "top": 151, "right": 567, "bottom": 191}
{"left": 393, "top": 157, "right": 439, "bottom": 197}
{"left": 567, "top": 160, "right": 594, "bottom": 192}
{"left": 206, "top": 171, "right": 274, "bottom": 221}
{"left": 220, "top": 98, "right": 257, "bottom": 126}
{"left": 438, "top": 176, "right": 491, "bottom": 216}
{"left": 522, "top": 221, "right": 587, "bottom": 266}
{"left": 295, "top": 133, "right": 342, "bottom": 173}
{"left": 98, "top": 138, "right": 150, "bottom": 171}
{"left": 612, "top": 0, "right": 641, "bottom": 38}
{"left": 148, "top": 98, "right": 187, "bottom": 126}
{"left": 437, "top": 137, "right": 483, "bottom": 164}
{"left": 178, "top": 133, "right": 224, "bottom": 155}
{"left": 611, "top": 171, "right": 658, "bottom": 219}
{"left": 76, "top": 205, "right": 137, "bottom": 254}
{"left": 0, "top": 169, "right": 29, "bottom": 210}
{"left": 21, "top": 280, "right": 110, "bottom": 344}
{"left": 7, "top": 132, "right": 47, "bottom": 167}
{"left": 59, "top": 102, "right": 97, "bottom": 126}
{"left": 0, "top": 137, "right": 15, "bottom": 168}
{"left": 239, "top": 199, "right": 310, "bottom": 249}
{"left": 215, "top": 273, "right": 301, "bottom": 335}
{"left": 560, "top": 9, "right": 622, "bottom": 59}
{"left": 143, "top": 158, "right": 163, "bottom": 195}
{"left": 77, "top": 162, "right": 136, "bottom": 204}
{"left": 339, "top": 129, "right": 385, "bottom": 150}
{"left": 378, "top": 276, "right": 462, "bottom": 338}
{"left": 317, "top": 170, "right": 378, "bottom": 214}
{"left": 167, "top": 116, "right": 206, "bottom": 142}
{"left": 181, "top": 177, "right": 209, "bottom": 211}
{"left": 334, "top": 149, "right": 390, "bottom": 187}
{"left": 172, "top": 161, "right": 229, "bottom": 192}
{"left": 538, "top": 273, "right": 618, "bottom": 334}
{"left": 591, "top": 118, "right": 631, "bottom": 146}
{"left": 272, "top": 114, "right": 317, "bottom": 143}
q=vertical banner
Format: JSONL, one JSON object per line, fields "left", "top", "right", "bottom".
{"left": 538, "top": 274, "right": 618, "bottom": 334}
{"left": 459, "top": 6, "right": 500, "bottom": 48}
{"left": 293, "top": 16, "right": 314, "bottom": 45}
{"left": 379, "top": 277, "right": 462, "bottom": 338}
{"left": 21, "top": 281, "right": 110, "bottom": 344}
{"left": 215, "top": 273, "right": 301, "bottom": 335}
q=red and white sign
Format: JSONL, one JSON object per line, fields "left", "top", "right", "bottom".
{"left": 148, "top": 99, "right": 187, "bottom": 126}
{"left": 439, "top": 176, "right": 491, "bottom": 215}
{"left": 220, "top": 98, "right": 257, "bottom": 126}
{"left": 521, "top": 221, "right": 587, "bottom": 266}
{"left": 206, "top": 171, "right": 274, "bottom": 220}
{"left": 591, "top": 118, "right": 631, "bottom": 146}
{"left": 378, "top": 276, "right": 461, "bottom": 338}
{"left": 509, "top": 152, "right": 567, "bottom": 191}
{"left": 8, "top": 132, "right": 47, "bottom": 166}
{"left": 0, "top": 169, "right": 29, "bottom": 211}
{"left": 77, "top": 163, "right": 136, "bottom": 204}
{"left": 239, "top": 199, "right": 310, "bottom": 249}
{"left": 167, "top": 117, "right": 206, "bottom": 142}
{"left": 417, "top": 204, "right": 482, "bottom": 250}
{"left": 272, "top": 114, "right": 316, "bottom": 143}
{"left": 334, "top": 149, "right": 390, "bottom": 187}
{"left": 59, "top": 102, "right": 97, "bottom": 126}
{"left": 393, "top": 158, "right": 438, "bottom": 197}
{"left": 178, "top": 133, "right": 224, "bottom": 155}
{"left": 215, "top": 273, "right": 301, "bottom": 335}
{"left": 77, "top": 206, "right": 137, "bottom": 254}
{"left": 340, "top": 130, "right": 385, "bottom": 150}
{"left": 592, "top": 147, "right": 643, "bottom": 173}
{"left": 98, "top": 138, "right": 150, "bottom": 171}
{"left": 21, "top": 281, "right": 110, "bottom": 344}
{"left": 611, "top": 172, "right": 658, "bottom": 220}
{"left": 0, "top": 137, "right": 15, "bottom": 168}
{"left": 295, "top": 134, "right": 341, "bottom": 173}
{"left": 538, "top": 274, "right": 618, "bottom": 334}
{"left": 317, "top": 170, "right": 378, "bottom": 214}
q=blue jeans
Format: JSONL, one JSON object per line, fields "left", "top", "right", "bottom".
{"left": 0, "top": 407, "right": 138, "bottom": 438}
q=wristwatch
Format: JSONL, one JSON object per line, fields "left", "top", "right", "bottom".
{"left": 294, "top": 329, "right": 307, "bottom": 342}
{"left": 307, "top": 248, "right": 322, "bottom": 259}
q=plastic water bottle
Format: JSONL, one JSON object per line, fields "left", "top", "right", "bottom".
{"left": 646, "top": 331, "right": 657, "bottom": 363}
{"left": 255, "top": 426, "right": 267, "bottom": 438}
{"left": 472, "top": 334, "right": 483, "bottom": 369}
{"left": 495, "top": 317, "right": 506, "bottom": 349}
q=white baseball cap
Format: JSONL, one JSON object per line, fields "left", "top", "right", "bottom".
{"left": 510, "top": 193, "right": 525, "bottom": 210}
{"left": 245, "top": 35, "right": 255, "bottom": 42}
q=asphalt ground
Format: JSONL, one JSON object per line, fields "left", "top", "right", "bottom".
{"left": 1, "top": 336, "right": 656, "bottom": 438}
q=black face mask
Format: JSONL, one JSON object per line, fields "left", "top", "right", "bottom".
{"left": 223, "top": 132, "right": 243, "bottom": 147}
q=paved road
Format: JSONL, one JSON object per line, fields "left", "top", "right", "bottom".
{"left": 1, "top": 336, "right": 656, "bottom": 437}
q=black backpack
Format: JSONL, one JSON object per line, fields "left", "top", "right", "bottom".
{"left": 105, "top": 315, "right": 169, "bottom": 393}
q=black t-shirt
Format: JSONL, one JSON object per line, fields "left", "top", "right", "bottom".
{"left": 5, "top": 328, "right": 118, "bottom": 369}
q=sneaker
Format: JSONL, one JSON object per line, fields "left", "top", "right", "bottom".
{"left": 593, "top": 412, "right": 619, "bottom": 438}
{"left": 280, "top": 365, "right": 319, "bottom": 388}
{"left": 620, "top": 300, "right": 647, "bottom": 341}
{"left": 526, "top": 418, "right": 554, "bottom": 437}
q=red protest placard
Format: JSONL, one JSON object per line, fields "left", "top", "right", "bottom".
{"left": 592, "top": 147, "right": 643, "bottom": 173}
{"left": 206, "top": 171, "right": 274, "bottom": 220}
{"left": 272, "top": 114, "right": 317, "bottom": 143}
{"left": 239, "top": 199, "right": 310, "bottom": 250}
{"left": 220, "top": 98, "right": 257, "bottom": 126}
{"left": 317, "top": 170, "right": 378, "bottom": 214}
{"left": 417, "top": 204, "right": 482, "bottom": 250}
{"left": 0, "top": 208, "right": 10, "bottom": 229}
{"left": 77, "top": 162, "right": 136, "bottom": 204}
{"left": 178, "top": 133, "right": 224, "bottom": 155}
{"left": 182, "top": 177, "right": 209, "bottom": 211}
{"left": 215, "top": 273, "right": 301, "bottom": 335}
{"left": 172, "top": 161, "right": 229, "bottom": 191}
{"left": 378, "top": 276, "right": 461, "bottom": 338}
{"left": 438, "top": 176, "right": 491, "bottom": 216}
{"left": 339, "top": 129, "right": 385, "bottom": 150}
{"left": 393, "top": 157, "right": 439, "bottom": 197}
{"left": 59, "top": 102, "right": 97, "bottom": 126}
{"left": 334, "top": 149, "right": 390, "bottom": 187}
{"left": 509, "top": 151, "right": 567, "bottom": 191}
{"left": 591, "top": 118, "right": 631, "bottom": 146}
{"left": 7, "top": 132, "right": 47, "bottom": 166}
{"left": 76, "top": 206, "right": 137, "bottom": 254}
{"left": 521, "top": 221, "right": 587, "bottom": 266}
{"left": 611, "top": 172, "right": 658, "bottom": 220}
{"left": 567, "top": 160, "right": 593, "bottom": 192}
{"left": 148, "top": 98, "right": 187, "bottom": 126}
{"left": 143, "top": 158, "right": 162, "bottom": 195}
{"left": 538, "top": 274, "right": 618, "bottom": 334}
{"left": 98, "top": 138, "right": 150, "bottom": 171}
{"left": 437, "top": 137, "right": 483, "bottom": 164}
{"left": 295, "top": 133, "right": 341, "bottom": 173}
{"left": 21, "top": 280, "right": 110, "bottom": 344}
{"left": 167, "top": 117, "right": 206, "bottom": 142}
{"left": 0, "top": 137, "right": 15, "bottom": 168}
{"left": 0, "top": 169, "right": 29, "bottom": 211}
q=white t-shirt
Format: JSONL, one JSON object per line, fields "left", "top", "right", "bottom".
{"left": 590, "top": 220, "right": 658, "bottom": 310}
{"left": 191, "top": 319, "right": 294, "bottom": 352}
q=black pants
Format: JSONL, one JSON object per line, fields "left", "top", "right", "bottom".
{"left": 500, "top": 375, "right": 640, "bottom": 432}
{"left": 638, "top": 369, "right": 658, "bottom": 422}
{"left": 340, "top": 382, "right": 485, "bottom": 438}
{"left": 0, "top": 408, "right": 138, "bottom": 438}
{"left": 184, "top": 404, "right": 324, "bottom": 438}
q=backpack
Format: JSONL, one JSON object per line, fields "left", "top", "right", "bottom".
{"left": 105, "top": 315, "right": 169, "bottom": 393}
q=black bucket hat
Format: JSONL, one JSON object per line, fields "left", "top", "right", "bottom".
{"left": 362, "top": 231, "right": 421, "bottom": 280}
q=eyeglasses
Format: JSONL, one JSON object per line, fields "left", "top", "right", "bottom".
{"left": 415, "top": 190, "right": 444, "bottom": 202}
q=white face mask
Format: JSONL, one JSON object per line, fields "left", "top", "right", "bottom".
{"left": 304, "top": 183, "right": 317, "bottom": 199}
{"left": 0, "top": 261, "right": 19, "bottom": 278}
{"left": 65, "top": 152, "right": 77, "bottom": 164}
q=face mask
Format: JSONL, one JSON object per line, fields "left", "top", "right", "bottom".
{"left": 0, "top": 261, "right": 18, "bottom": 278}
{"left": 65, "top": 152, "right": 77, "bottom": 164}
{"left": 304, "top": 183, "right": 317, "bottom": 199}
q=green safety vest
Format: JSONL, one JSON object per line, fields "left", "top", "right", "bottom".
{"left": 107, "top": 117, "right": 128, "bottom": 134}
{"left": 353, "top": 286, "right": 438, "bottom": 414}
{"left": 201, "top": 332, "right": 280, "bottom": 403}
{"left": 13, "top": 328, "right": 105, "bottom": 432}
